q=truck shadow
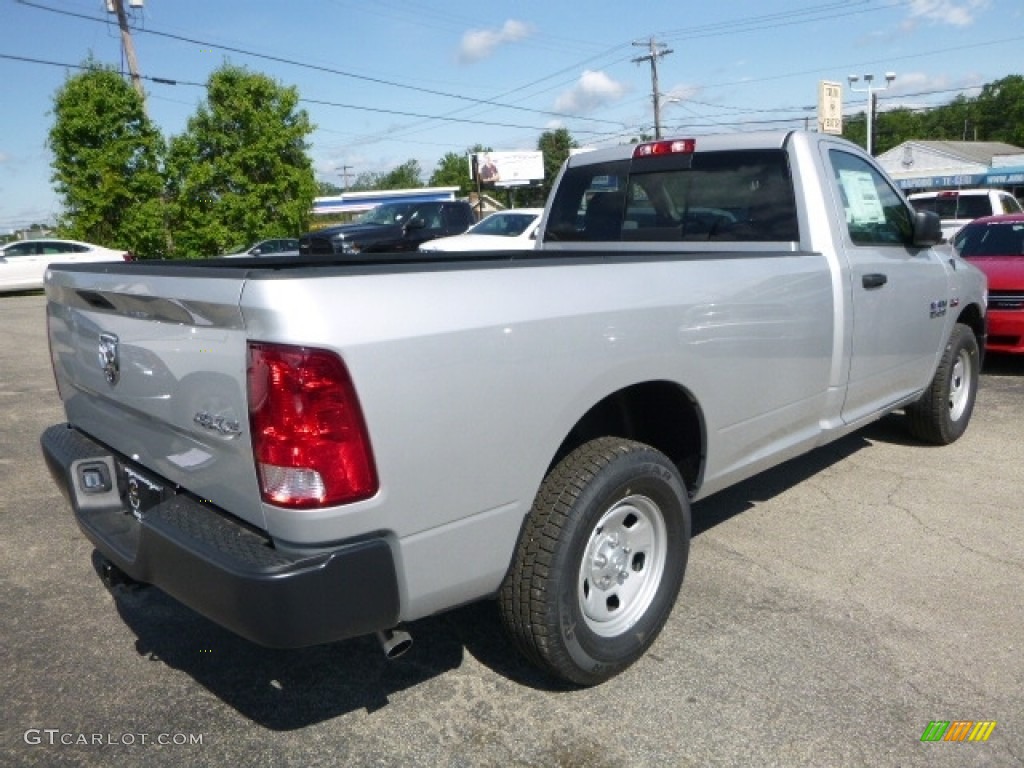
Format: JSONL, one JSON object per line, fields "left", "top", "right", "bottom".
{"left": 104, "top": 556, "right": 557, "bottom": 729}
{"left": 101, "top": 415, "right": 931, "bottom": 724}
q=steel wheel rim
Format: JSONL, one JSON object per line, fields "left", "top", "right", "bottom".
{"left": 578, "top": 493, "right": 668, "bottom": 637}
{"left": 948, "top": 348, "right": 972, "bottom": 421}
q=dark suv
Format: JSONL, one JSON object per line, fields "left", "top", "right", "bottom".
{"left": 300, "top": 201, "right": 475, "bottom": 256}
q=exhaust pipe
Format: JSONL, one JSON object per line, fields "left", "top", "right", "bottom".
{"left": 375, "top": 628, "right": 413, "bottom": 659}
{"left": 97, "top": 556, "right": 142, "bottom": 590}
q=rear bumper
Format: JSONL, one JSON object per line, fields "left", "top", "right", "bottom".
{"left": 40, "top": 423, "right": 400, "bottom": 648}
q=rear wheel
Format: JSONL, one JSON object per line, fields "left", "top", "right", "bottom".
{"left": 500, "top": 438, "right": 690, "bottom": 686}
{"left": 906, "top": 323, "right": 980, "bottom": 445}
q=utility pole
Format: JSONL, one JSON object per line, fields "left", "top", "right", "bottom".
{"left": 632, "top": 38, "right": 673, "bottom": 139}
{"left": 338, "top": 165, "right": 353, "bottom": 190}
{"left": 108, "top": 0, "right": 145, "bottom": 104}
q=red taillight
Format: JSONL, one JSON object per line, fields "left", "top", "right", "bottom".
{"left": 633, "top": 138, "right": 696, "bottom": 158}
{"left": 248, "top": 342, "right": 378, "bottom": 508}
{"left": 938, "top": 191, "right": 958, "bottom": 198}
{"left": 122, "top": 251, "right": 135, "bottom": 262}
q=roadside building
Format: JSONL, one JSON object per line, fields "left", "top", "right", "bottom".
{"left": 876, "top": 140, "right": 1024, "bottom": 200}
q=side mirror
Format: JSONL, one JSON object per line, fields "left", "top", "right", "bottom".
{"left": 405, "top": 218, "right": 426, "bottom": 232}
{"left": 912, "top": 210, "right": 942, "bottom": 247}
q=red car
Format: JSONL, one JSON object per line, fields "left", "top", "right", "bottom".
{"left": 953, "top": 213, "right": 1024, "bottom": 353}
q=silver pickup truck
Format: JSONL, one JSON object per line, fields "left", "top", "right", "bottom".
{"left": 40, "top": 130, "right": 986, "bottom": 686}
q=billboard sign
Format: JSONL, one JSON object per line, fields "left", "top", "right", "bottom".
{"left": 472, "top": 151, "right": 544, "bottom": 186}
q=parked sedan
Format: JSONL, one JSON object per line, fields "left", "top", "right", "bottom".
{"left": 418, "top": 208, "right": 544, "bottom": 252}
{"left": 0, "top": 239, "right": 132, "bottom": 294}
{"left": 952, "top": 213, "right": 1024, "bottom": 353}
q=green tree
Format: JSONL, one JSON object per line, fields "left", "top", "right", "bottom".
{"left": 165, "top": 65, "right": 316, "bottom": 257}
{"left": 347, "top": 171, "right": 384, "bottom": 191}
{"left": 430, "top": 151, "right": 473, "bottom": 195}
{"left": 431, "top": 144, "right": 495, "bottom": 197}
{"left": 317, "top": 180, "right": 344, "bottom": 196}
{"left": 972, "top": 75, "right": 1024, "bottom": 146}
{"left": 847, "top": 75, "right": 1024, "bottom": 153}
{"left": 537, "top": 128, "right": 578, "bottom": 201}
{"left": 379, "top": 159, "right": 424, "bottom": 189}
{"left": 48, "top": 60, "right": 165, "bottom": 257}
{"left": 345, "top": 160, "right": 423, "bottom": 192}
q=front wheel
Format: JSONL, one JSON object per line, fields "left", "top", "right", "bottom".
{"left": 906, "top": 323, "right": 980, "bottom": 445}
{"left": 500, "top": 438, "right": 690, "bottom": 686}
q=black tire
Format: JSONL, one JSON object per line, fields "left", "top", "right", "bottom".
{"left": 906, "top": 323, "right": 980, "bottom": 445}
{"left": 499, "top": 437, "right": 690, "bottom": 686}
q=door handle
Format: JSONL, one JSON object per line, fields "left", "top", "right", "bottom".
{"left": 862, "top": 273, "right": 888, "bottom": 289}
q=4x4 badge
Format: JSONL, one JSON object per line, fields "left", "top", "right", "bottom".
{"left": 98, "top": 332, "right": 120, "bottom": 386}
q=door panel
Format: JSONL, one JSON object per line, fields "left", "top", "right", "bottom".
{"left": 824, "top": 148, "right": 948, "bottom": 423}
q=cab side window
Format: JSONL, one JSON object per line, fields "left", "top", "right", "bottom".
{"left": 830, "top": 150, "right": 913, "bottom": 246}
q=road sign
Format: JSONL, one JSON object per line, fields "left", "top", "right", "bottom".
{"left": 818, "top": 81, "right": 843, "bottom": 135}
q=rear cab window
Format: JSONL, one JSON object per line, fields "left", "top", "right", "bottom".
{"left": 543, "top": 148, "right": 799, "bottom": 246}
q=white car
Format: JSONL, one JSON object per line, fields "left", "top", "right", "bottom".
{"left": 908, "top": 189, "right": 1023, "bottom": 242}
{"left": 0, "top": 238, "right": 132, "bottom": 294}
{"left": 418, "top": 208, "right": 544, "bottom": 252}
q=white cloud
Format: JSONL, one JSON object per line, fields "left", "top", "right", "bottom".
{"left": 458, "top": 20, "right": 532, "bottom": 64}
{"left": 553, "top": 70, "right": 628, "bottom": 114}
{"left": 905, "top": 0, "right": 990, "bottom": 27}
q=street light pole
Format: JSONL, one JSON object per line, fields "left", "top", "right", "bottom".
{"left": 847, "top": 72, "right": 895, "bottom": 155}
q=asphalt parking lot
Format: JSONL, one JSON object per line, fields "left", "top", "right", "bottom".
{"left": 2, "top": 291, "right": 1022, "bottom": 768}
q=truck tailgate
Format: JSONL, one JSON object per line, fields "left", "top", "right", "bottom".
{"left": 44, "top": 267, "right": 266, "bottom": 531}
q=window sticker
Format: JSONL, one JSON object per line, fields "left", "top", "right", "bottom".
{"left": 838, "top": 169, "right": 885, "bottom": 225}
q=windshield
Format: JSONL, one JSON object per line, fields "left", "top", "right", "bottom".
{"left": 358, "top": 203, "right": 416, "bottom": 225}
{"left": 470, "top": 212, "right": 538, "bottom": 237}
{"left": 953, "top": 221, "right": 1024, "bottom": 256}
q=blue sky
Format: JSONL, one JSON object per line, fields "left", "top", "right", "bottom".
{"left": 1, "top": 0, "right": 1021, "bottom": 230}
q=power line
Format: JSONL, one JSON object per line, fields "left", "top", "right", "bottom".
{"left": 14, "top": 0, "right": 626, "bottom": 128}
{"left": 11, "top": 0, "right": 1018, "bottom": 153}
{"left": 0, "top": 53, "right": 607, "bottom": 135}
